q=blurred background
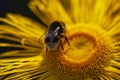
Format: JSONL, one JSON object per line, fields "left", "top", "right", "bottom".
{"left": 0, "top": 0, "right": 41, "bottom": 53}
{"left": 0, "top": 0, "right": 38, "bottom": 19}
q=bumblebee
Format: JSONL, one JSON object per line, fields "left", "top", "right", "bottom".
{"left": 44, "top": 21, "right": 70, "bottom": 51}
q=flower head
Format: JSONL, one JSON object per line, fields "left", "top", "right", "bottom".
{"left": 0, "top": 0, "right": 120, "bottom": 80}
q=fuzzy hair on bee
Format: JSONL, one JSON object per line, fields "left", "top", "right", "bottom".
{"left": 44, "top": 21, "right": 70, "bottom": 51}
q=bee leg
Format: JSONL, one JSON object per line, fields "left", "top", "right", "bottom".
{"left": 64, "top": 36, "right": 70, "bottom": 46}
{"left": 46, "top": 47, "right": 48, "bottom": 51}
{"left": 59, "top": 37, "right": 64, "bottom": 51}
{"left": 60, "top": 35, "right": 70, "bottom": 46}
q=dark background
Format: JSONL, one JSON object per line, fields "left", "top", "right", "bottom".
{"left": 0, "top": 0, "right": 39, "bottom": 20}
{"left": 0, "top": 0, "right": 42, "bottom": 53}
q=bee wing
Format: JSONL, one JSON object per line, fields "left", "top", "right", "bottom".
{"left": 38, "top": 30, "right": 47, "bottom": 44}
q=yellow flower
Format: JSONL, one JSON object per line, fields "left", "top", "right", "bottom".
{"left": 0, "top": 0, "right": 120, "bottom": 80}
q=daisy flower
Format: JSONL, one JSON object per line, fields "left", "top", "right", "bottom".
{"left": 0, "top": 0, "right": 120, "bottom": 80}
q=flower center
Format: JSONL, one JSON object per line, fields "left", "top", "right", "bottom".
{"left": 64, "top": 33, "right": 96, "bottom": 62}
{"left": 45, "top": 24, "right": 113, "bottom": 80}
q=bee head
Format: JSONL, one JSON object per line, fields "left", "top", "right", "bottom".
{"left": 50, "top": 21, "right": 65, "bottom": 32}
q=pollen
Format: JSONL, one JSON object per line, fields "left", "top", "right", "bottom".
{"left": 44, "top": 24, "right": 114, "bottom": 80}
